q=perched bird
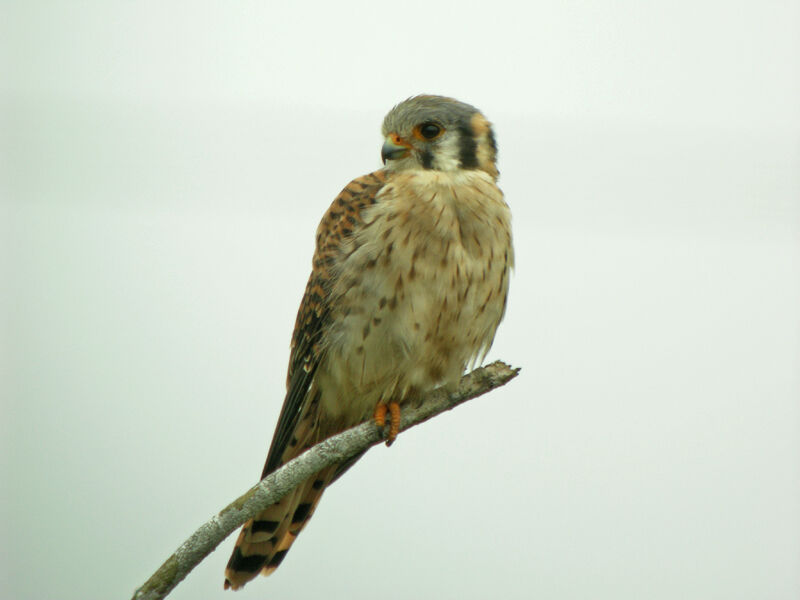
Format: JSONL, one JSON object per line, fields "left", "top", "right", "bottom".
{"left": 224, "top": 95, "right": 513, "bottom": 590}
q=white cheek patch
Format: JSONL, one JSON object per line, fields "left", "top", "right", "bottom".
{"left": 431, "top": 134, "right": 462, "bottom": 172}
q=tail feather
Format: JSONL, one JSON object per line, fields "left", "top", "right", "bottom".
{"left": 224, "top": 465, "right": 338, "bottom": 590}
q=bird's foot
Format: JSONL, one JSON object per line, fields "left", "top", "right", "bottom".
{"left": 373, "top": 401, "right": 401, "bottom": 446}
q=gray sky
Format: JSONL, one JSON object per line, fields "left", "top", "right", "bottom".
{"left": 3, "top": 1, "right": 799, "bottom": 599}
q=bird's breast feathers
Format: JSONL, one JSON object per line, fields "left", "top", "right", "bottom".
{"left": 317, "top": 169, "right": 513, "bottom": 419}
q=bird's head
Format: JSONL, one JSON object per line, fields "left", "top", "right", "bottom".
{"left": 380, "top": 95, "right": 498, "bottom": 179}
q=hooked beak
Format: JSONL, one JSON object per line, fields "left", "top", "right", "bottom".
{"left": 381, "top": 133, "right": 411, "bottom": 164}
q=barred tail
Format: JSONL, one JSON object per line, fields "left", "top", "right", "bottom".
{"left": 223, "top": 465, "right": 337, "bottom": 590}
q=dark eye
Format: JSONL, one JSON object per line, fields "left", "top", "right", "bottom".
{"left": 418, "top": 122, "right": 442, "bottom": 139}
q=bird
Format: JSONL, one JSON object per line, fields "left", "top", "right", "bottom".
{"left": 224, "top": 95, "right": 513, "bottom": 590}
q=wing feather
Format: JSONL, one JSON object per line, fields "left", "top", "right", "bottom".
{"left": 261, "top": 170, "right": 387, "bottom": 477}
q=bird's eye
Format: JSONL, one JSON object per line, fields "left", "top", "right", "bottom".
{"left": 418, "top": 122, "right": 442, "bottom": 140}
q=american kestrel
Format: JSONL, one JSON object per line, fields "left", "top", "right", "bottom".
{"left": 224, "top": 95, "right": 513, "bottom": 590}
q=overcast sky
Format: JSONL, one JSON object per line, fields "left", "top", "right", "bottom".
{"left": 3, "top": 2, "right": 799, "bottom": 599}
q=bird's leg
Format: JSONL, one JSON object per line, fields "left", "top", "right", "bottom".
{"left": 387, "top": 402, "right": 401, "bottom": 445}
{"left": 373, "top": 401, "right": 401, "bottom": 446}
{"left": 373, "top": 403, "right": 387, "bottom": 427}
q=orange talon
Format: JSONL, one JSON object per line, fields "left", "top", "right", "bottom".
{"left": 373, "top": 402, "right": 401, "bottom": 445}
{"left": 373, "top": 403, "right": 387, "bottom": 428}
{"left": 387, "top": 401, "right": 401, "bottom": 446}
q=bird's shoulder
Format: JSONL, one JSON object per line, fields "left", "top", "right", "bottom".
{"left": 313, "top": 169, "right": 389, "bottom": 262}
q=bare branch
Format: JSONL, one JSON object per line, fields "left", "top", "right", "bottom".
{"left": 131, "top": 360, "right": 520, "bottom": 600}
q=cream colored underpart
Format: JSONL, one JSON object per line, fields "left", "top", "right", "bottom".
{"left": 315, "top": 169, "right": 513, "bottom": 424}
